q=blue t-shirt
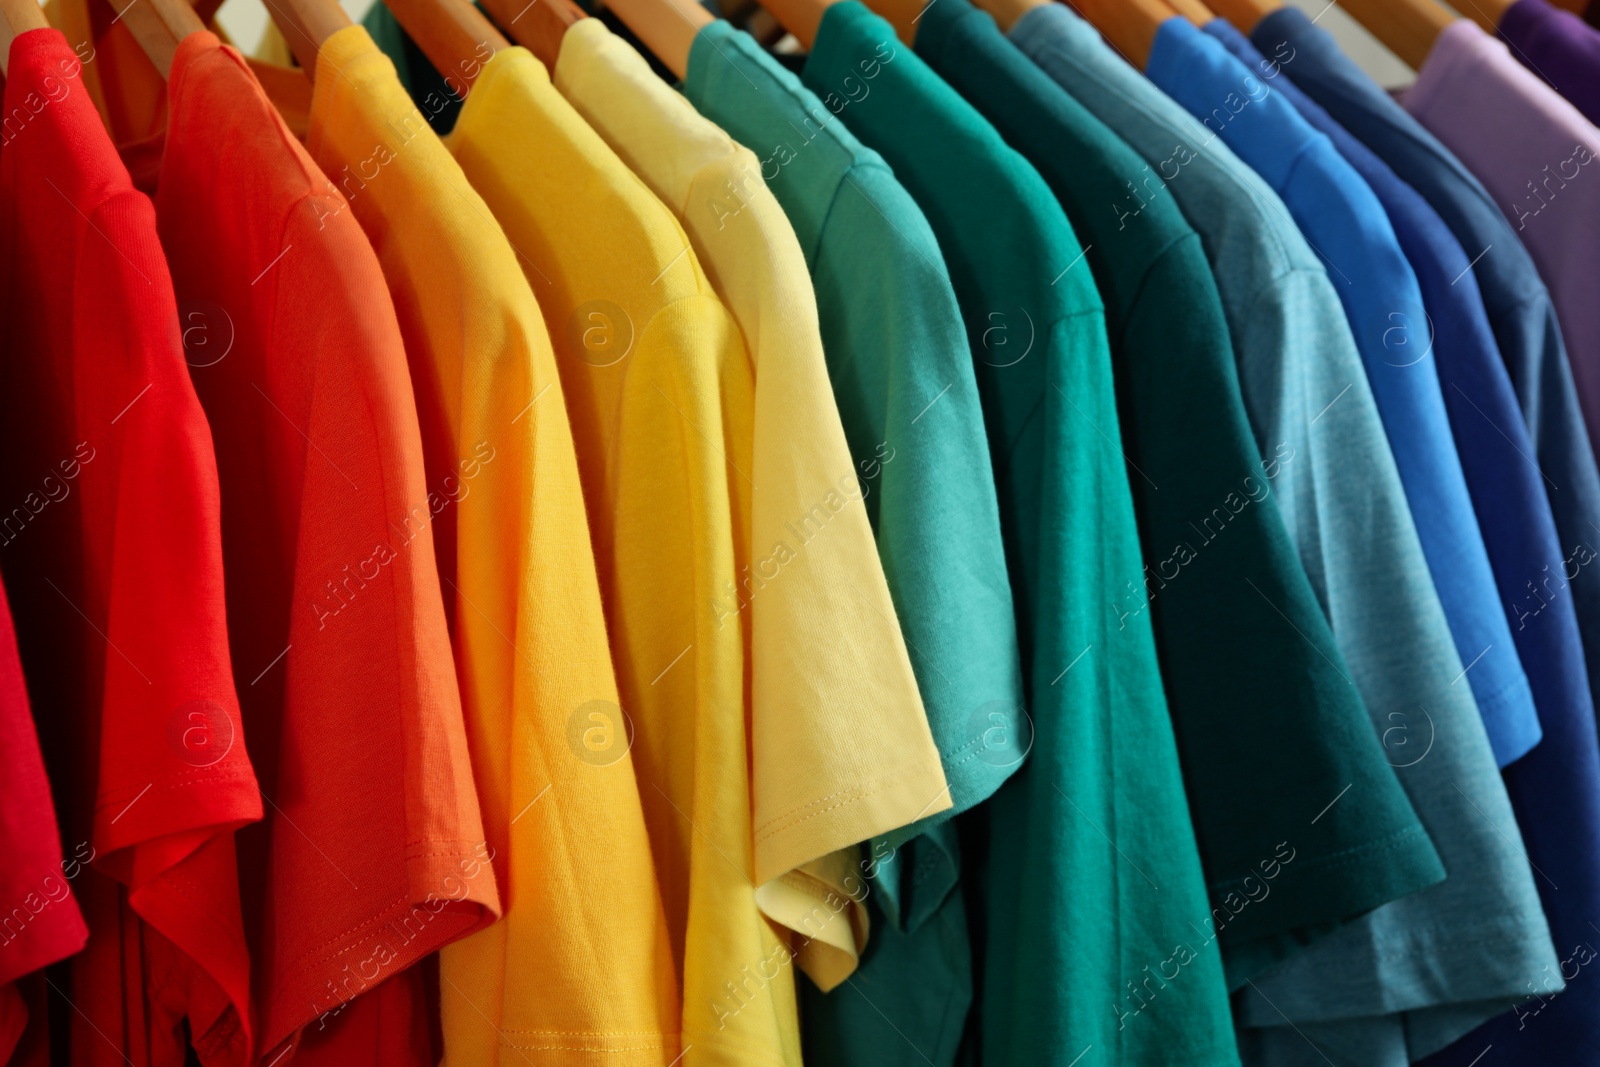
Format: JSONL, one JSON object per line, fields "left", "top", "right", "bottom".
{"left": 1252, "top": 9, "right": 1600, "bottom": 1064}
{"left": 1150, "top": 16, "right": 1537, "bottom": 770}
{"left": 1014, "top": 9, "right": 1556, "bottom": 1063}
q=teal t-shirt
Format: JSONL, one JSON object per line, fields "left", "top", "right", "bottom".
{"left": 684, "top": 21, "right": 1026, "bottom": 1067}
{"left": 915, "top": 0, "right": 1444, "bottom": 989}
{"left": 804, "top": 5, "right": 1239, "bottom": 1064}
{"left": 1012, "top": 8, "right": 1559, "bottom": 1063}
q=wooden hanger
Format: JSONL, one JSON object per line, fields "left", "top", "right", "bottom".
{"left": 0, "top": 0, "right": 49, "bottom": 74}
{"left": 1463, "top": 0, "right": 1511, "bottom": 34}
{"left": 1337, "top": 0, "right": 1454, "bottom": 69}
{"left": 973, "top": 0, "right": 1043, "bottom": 34}
{"left": 602, "top": 0, "right": 708, "bottom": 78}
{"left": 1069, "top": 0, "right": 1178, "bottom": 69}
{"left": 255, "top": 0, "right": 352, "bottom": 81}
{"left": 109, "top": 0, "right": 205, "bottom": 76}
{"left": 1168, "top": 0, "right": 1213, "bottom": 24}
{"left": 1204, "top": 0, "right": 1273, "bottom": 32}
{"left": 754, "top": 0, "right": 827, "bottom": 48}
{"left": 477, "top": 0, "right": 583, "bottom": 69}
{"left": 384, "top": 0, "right": 506, "bottom": 89}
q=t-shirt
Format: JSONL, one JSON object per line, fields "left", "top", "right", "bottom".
{"left": 0, "top": 326, "right": 85, "bottom": 1067}
{"left": 1248, "top": 11, "right": 1600, "bottom": 1062}
{"left": 1212, "top": 28, "right": 1600, "bottom": 1065}
{"left": 1152, "top": 17, "right": 1537, "bottom": 772}
{"left": 920, "top": 0, "right": 1440, "bottom": 993}
{"left": 553, "top": 17, "right": 950, "bottom": 996}
{"left": 806, "top": 5, "right": 1239, "bottom": 1065}
{"left": 152, "top": 32, "right": 499, "bottom": 1063}
{"left": 1500, "top": 0, "right": 1600, "bottom": 127}
{"left": 1203, "top": 16, "right": 1541, "bottom": 768}
{"left": 303, "top": 26, "right": 677, "bottom": 1066}
{"left": 1404, "top": 21, "right": 1600, "bottom": 492}
{"left": 1250, "top": 7, "right": 1600, "bottom": 727}
{"left": 682, "top": 21, "right": 1023, "bottom": 1067}
{"left": 449, "top": 42, "right": 835, "bottom": 1066}
{"left": 0, "top": 570, "right": 82, "bottom": 1063}
{"left": 0, "top": 26, "right": 262, "bottom": 1067}
{"left": 1015, "top": 9, "right": 1556, "bottom": 1064}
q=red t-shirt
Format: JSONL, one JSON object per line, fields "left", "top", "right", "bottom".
{"left": 0, "top": 26, "right": 261, "bottom": 1067}
{"left": 151, "top": 32, "right": 499, "bottom": 1063}
{"left": 0, "top": 570, "right": 86, "bottom": 1063}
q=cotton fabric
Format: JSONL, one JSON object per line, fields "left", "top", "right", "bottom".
{"left": 1499, "top": 0, "right": 1600, "bottom": 127}
{"left": 1153, "top": 16, "right": 1537, "bottom": 769}
{"left": 1404, "top": 21, "right": 1600, "bottom": 484}
{"left": 303, "top": 26, "right": 678, "bottom": 1066}
{"left": 0, "top": 26, "right": 262, "bottom": 1067}
{"left": 152, "top": 32, "right": 499, "bottom": 1063}
{"left": 683, "top": 20, "right": 1024, "bottom": 1066}
{"left": 807, "top": 6, "right": 1239, "bottom": 1064}
{"left": 448, "top": 41, "right": 836, "bottom": 1066}
{"left": 1017, "top": 9, "right": 1556, "bottom": 1063}
{"left": 921, "top": 0, "right": 1439, "bottom": 995}
{"left": 1242, "top": 9, "right": 1600, "bottom": 1062}
{"left": 553, "top": 18, "right": 949, "bottom": 996}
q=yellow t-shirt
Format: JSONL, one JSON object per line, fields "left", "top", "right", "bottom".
{"left": 305, "top": 28, "right": 677, "bottom": 1066}
{"left": 450, "top": 44, "right": 795, "bottom": 1067}
{"left": 551, "top": 18, "right": 950, "bottom": 993}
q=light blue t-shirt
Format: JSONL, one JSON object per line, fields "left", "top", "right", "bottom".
{"left": 1153, "top": 16, "right": 1539, "bottom": 769}
{"left": 1011, "top": 7, "right": 1559, "bottom": 1064}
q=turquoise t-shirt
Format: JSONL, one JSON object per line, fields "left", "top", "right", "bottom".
{"left": 805, "top": 5, "right": 1239, "bottom": 1064}
{"left": 1013, "top": 7, "right": 1558, "bottom": 1064}
{"left": 683, "top": 21, "right": 1026, "bottom": 1067}
{"left": 915, "top": 0, "right": 1443, "bottom": 992}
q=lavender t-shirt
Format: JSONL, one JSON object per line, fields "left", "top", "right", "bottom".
{"left": 1500, "top": 0, "right": 1600, "bottom": 127}
{"left": 1405, "top": 20, "right": 1600, "bottom": 464}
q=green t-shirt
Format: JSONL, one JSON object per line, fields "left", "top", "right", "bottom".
{"left": 915, "top": 0, "right": 1444, "bottom": 989}
{"left": 685, "top": 22, "right": 1026, "bottom": 1067}
{"left": 804, "top": 5, "right": 1237, "bottom": 1064}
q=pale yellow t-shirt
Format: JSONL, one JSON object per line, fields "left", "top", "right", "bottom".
{"left": 553, "top": 19, "right": 950, "bottom": 992}
{"left": 305, "top": 28, "right": 677, "bottom": 1066}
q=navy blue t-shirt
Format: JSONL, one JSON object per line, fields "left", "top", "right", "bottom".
{"left": 1252, "top": 9, "right": 1600, "bottom": 1063}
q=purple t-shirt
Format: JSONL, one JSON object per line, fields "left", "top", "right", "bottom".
{"left": 1501, "top": 0, "right": 1600, "bottom": 126}
{"left": 1405, "top": 20, "right": 1600, "bottom": 467}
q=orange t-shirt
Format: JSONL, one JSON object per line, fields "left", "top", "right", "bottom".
{"left": 150, "top": 32, "right": 498, "bottom": 1063}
